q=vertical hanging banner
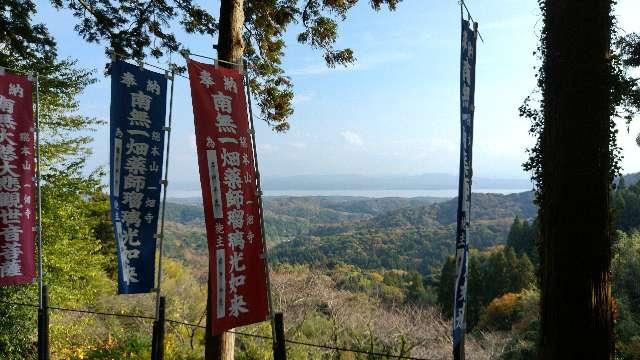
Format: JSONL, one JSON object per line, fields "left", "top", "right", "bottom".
{"left": 0, "top": 71, "right": 36, "bottom": 286}
{"left": 453, "top": 19, "right": 478, "bottom": 350}
{"left": 110, "top": 60, "right": 167, "bottom": 294}
{"left": 187, "top": 59, "right": 269, "bottom": 335}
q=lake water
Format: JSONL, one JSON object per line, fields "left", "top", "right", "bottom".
{"left": 167, "top": 188, "right": 531, "bottom": 199}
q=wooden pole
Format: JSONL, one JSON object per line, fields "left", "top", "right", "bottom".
{"left": 151, "top": 297, "right": 166, "bottom": 360}
{"left": 205, "top": 1, "right": 245, "bottom": 358}
{"left": 205, "top": 282, "right": 235, "bottom": 360}
{"left": 37, "top": 285, "right": 49, "bottom": 360}
{"left": 273, "top": 313, "right": 287, "bottom": 360}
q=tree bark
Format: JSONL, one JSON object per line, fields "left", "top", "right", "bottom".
{"left": 205, "top": 1, "right": 245, "bottom": 359}
{"left": 539, "top": 0, "right": 614, "bottom": 358}
{"left": 217, "top": 0, "right": 245, "bottom": 64}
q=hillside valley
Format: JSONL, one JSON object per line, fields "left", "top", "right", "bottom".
{"left": 163, "top": 191, "right": 536, "bottom": 276}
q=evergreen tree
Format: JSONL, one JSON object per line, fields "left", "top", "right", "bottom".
{"left": 507, "top": 216, "right": 538, "bottom": 263}
{"left": 521, "top": 0, "right": 640, "bottom": 355}
{"left": 437, "top": 256, "right": 456, "bottom": 318}
{"left": 404, "top": 272, "right": 423, "bottom": 304}
{"left": 437, "top": 247, "right": 536, "bottom": 332}
{"left": 506, "top": 215, "right": 524, "bottom": 250}
{"left": 0, "top": 2, "right": 111, "bottom": 357}
{"left": 533, "top": 1, "right": 616, "bottom": 357}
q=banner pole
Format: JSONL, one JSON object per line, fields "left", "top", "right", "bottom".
{"left": 35, "top": 73, "right": 43, "bottom": 309}
{"left": 242, "top": 60, "right": 278, "bottom": 346}
{"left": 155, "top": 68, "right": 175, "bottom": 316}
{"left": 152, "top": 67, "right": 175, "bottom": 360}
{"left": 35, "top": 74, "right": 48, "bottom": 360}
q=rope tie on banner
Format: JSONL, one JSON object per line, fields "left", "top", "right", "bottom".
{"left": 107, "top": 49, "right": 243, "bottom": 80}
{"left": 458, "top": 0, "right": 484, "bottom": 43}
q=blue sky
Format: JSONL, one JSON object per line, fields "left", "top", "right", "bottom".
{"left": 35, "top": 0, "right": 640, "bottom": 188}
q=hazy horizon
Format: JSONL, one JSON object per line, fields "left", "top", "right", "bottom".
{"left": 36, "top": 0, "right": 640, "bottom": 184}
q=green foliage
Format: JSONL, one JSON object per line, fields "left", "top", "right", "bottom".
{"left": 0, "top": 286, "right": 36, "bottom": 359}
{"left": 437, "top": 247, "right": 535, "bottom": 329}
{"left": 163, "top": 202, "right": 206, "bottom": 224}
{"left": 506, "top": 216, "right": 538, "bottom": 263}
{"left": 613, "top": 181, "right": 640, "bottom": 233}
{"left": 521, "top": 6, "right": 640, "bottom": 201}
{"left": 50, "top": 0, "right": 404, "bottom": 130}
{"left": 0, "top": 8, "right": 112, "bottom": 357}
{"left": 0, "top": 1, "right": 56, "bottom": 62}
{"left": 270, "top": 193, "right": 535, "bottom": 273}
{"left": 612, "top": 232, "right": 640, "bottom": 359}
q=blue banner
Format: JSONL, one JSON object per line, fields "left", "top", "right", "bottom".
{"left": 453, "top": 19, "right": 477, "bottom": 348}
{"left": 110, "top": 60, "right": 167, "bottom": 294}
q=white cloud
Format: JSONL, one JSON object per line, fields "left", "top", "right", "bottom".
{"left": 288, "top": 51, "right": 411, "bottom": 76}
{"left": 340, "top": 131, "right": 364, "bottom": 147}
{"left": 258, "top": 144, "right": 276, "bottom": 153}
{"left": 287, "top": 142, "right": 307, "bottom": 149}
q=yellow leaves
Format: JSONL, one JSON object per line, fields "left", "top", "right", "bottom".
{"left": 478, "top": 292, "right": 522, "bottom": 331}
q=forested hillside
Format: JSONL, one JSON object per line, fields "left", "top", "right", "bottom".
{"left": 5, "top": 185, "right": 640, "bottom": 359}
{"left": 267, "top": 192, "right": 534, "bottom": 274}
{"left": 157, "top": 187, "right": 640, "bottom": 359}
{"left": 165, "top": 192, "right": 535, "bottom": 272}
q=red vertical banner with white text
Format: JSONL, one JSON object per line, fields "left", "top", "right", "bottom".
{"left": 0, "top": 72, "right": 36, "bottom": 286}
{"left": 187, "top": 59, "right": 269, "bottom": 334}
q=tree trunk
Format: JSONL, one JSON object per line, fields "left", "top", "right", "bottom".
{"left": 539, "top": 0, "right": 614, "bottom": 358}
{"left": 205, "top": 1, "right": 245, "bottom": 359}
{"left": 217, "top": 0, "right": 245, "bottom": 64}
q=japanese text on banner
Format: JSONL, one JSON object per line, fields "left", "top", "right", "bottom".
{"left": 453, "top": 19, "right": 478, "bottom": 347}
{"left": 0, "top": 72, "right": 36, "bottom": 287}
{"left": 110, "top": 60, "right": 167, "bottom": 294}
{"left": 187, "top": 59, "right": 269, "bottom": 335}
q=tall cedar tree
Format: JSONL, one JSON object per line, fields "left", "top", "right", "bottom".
{"left": 521, "top": 1, "right": 640, "bottom": 357}
{"left": 538, "top": 1, "right": 613, "bottom": 357}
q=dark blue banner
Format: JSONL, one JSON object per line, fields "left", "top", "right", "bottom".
{"left": 453, "top": 19, "right": 477, "bottom": 348}
{"left": 110, "top": 60, "right": 167, "bottom": 294}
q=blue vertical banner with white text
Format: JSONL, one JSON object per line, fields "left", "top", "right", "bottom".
{"left": 453, "top": 19, "right": 477, "bottom": 349}
{"left": 110, "top": 60, "right": 167, "bottom": 294}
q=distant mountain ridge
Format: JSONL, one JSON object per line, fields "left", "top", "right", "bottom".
{"left": 261, "top": 173, "right": 532, "bottom": 191}
{"left": 621, "top": 172, "right": 640, "bottom": 186}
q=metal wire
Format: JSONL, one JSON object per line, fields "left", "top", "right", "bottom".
{"left": 0, "top": 299, "right": 431, "bottom": 359}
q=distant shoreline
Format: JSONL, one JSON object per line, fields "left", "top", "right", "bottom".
{"left": 167, "top": 188, "right": 531, "bottom": 199}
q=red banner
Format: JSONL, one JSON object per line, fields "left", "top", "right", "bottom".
{"left": 0, "top": 72, "right": 36, "bottom": 286}
{"left": 187, "top": 59, "right": 269, "bottom": 334}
